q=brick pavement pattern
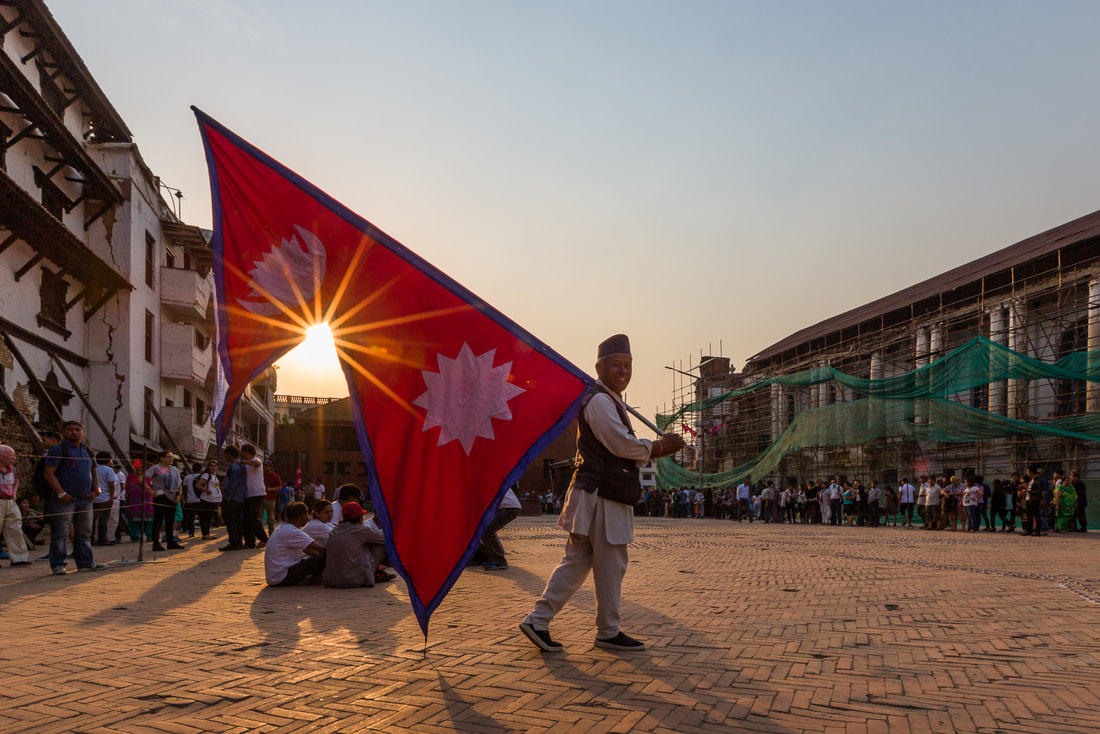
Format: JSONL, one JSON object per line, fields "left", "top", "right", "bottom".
{"left": 1, "top": 518, "right": 1097, "bottom": 733}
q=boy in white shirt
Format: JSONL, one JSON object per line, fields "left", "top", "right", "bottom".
{"left": 264, "top": 502, "right": 325, "bottom": 586}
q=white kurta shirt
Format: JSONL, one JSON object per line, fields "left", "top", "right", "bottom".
{"left": 557, "top": 382, "right": 653, "bottom": 546}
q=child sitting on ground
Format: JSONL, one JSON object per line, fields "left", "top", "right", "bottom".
{"left": 264, "top": 502, "right": 325, "bottom": 586}
{"left": 303, "top": 500, "right": 334, "bottom": 546}
{"left": 322, "top": 501, "right": 395, "bottom": 588}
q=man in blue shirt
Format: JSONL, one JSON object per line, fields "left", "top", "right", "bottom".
{"left": 43, "top": 421, "right": 100, "bottom": 574}
{"left": 219, "top": 446, "right": 247, "bottom": 551}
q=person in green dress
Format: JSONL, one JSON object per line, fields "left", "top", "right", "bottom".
{"left": 1052, "top": 475, "right": 1077, "bottom": 533}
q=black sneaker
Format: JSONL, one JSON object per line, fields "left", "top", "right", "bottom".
{"left": 519, "top": 622, "right": 563, "bottom": 652}
{"left": 152, "top": 544, "right": 166, "bottom": 552}
{"left": 594, "top": 632, "right": 646, "bottom": 651}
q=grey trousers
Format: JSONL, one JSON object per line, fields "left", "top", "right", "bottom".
{"left": 525, "top": 501, "right": 629, "bottom": 640}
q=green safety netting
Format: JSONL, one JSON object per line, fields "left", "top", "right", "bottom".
{"left": 656, "top": 337, "right": 1100, "bottom": 431}
{"left": 654, "top": 337, "right": 1100, "bottom": 490}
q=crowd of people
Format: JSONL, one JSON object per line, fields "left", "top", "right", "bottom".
{"left": 0, "top": 419, "right": 523, "bottom": 584}
{"left": 633, "top": 466, "right": 1089, "bottom": 534}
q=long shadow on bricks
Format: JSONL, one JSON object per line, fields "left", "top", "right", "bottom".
{"left": 77, "top": 551, "right": 251, "bottom": 626}
{"left": 248, "top": 582, "right": 412, "bottom": 657}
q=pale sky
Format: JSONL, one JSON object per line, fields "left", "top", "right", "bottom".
{"left": 51, "top": 0, "right": 1100, "bottom": 432}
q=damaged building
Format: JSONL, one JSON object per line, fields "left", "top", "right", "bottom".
{"left": 0, "top": 0, "right": 274, "bottom": 474}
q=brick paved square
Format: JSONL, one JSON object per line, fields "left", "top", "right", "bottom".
{"left": 1, "top": 518, "right": 1097, "bottom": 733}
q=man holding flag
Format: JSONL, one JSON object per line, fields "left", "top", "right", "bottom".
{"left": 520, "top": 335, "right": 684, "bottom": 652}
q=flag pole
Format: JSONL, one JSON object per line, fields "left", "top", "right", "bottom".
{"left": 622, "top": 403, "right": 664, "bottom": 436}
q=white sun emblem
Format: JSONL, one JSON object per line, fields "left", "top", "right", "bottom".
{"left": 413, "top": 343, "right": 526, "bottom": 455}
{"left": 237, "top": 225, "right": 327, "bottom": 316}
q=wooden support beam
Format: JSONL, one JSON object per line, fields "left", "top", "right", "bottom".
{"left": 4, "top": 122, "right": 39, "bottom": 149}
{"left": 63, "top": 287, "right": 86, "bottom": 313}
{"left": 145, "top": 392, "right": 189, "bottom": 462}
{"left": 13, "top": 252, "right": 43, "bottom": 281}
{"left": 0, "top": 317, "right": 86, "bottom": 367}
{"left": 61, "top": 92, "right": 80, "bottom": 111}
{"left": 0, "top": 11, "right": 22, "bottom": 36}
{"left": 84, "top": 202, "right": 112, "bottom": 230}
{"left": 64, "top": 190, "right": 86, "bottom": 213}
{"left": 20, "top": 42, "right": 44, "bottom": 64}
{"left": 83, "top": 288, "right": 115, "bottom": 322}
{"left": 0, "top": 232, "right": 16, "bottom": 256}
{"left": 0, "top": 331, "right": 65, "bottom": 428}
{"left": 48, "top": 352, "right": 131, "bottom": 466}
{"left": 0, "top": 383, "right": 44, "bottom": 455}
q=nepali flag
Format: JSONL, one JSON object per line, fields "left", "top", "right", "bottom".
{"left": 194, "top": 108, "right": 591, "bottom": 634}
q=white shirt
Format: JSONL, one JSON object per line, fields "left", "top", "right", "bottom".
{"left": 314, "top": 483, "right": 326, "bottom": 500}
{"left": 94, "top": 465, "right": 117, "bottom": 503}
{"left": 499, "top": 488, "right": 521, "bottom": 510}
{"left": 737, "top": 483, "right": 751, "bottom": 500}
{"left": 244, "top": 461, "right": 266, "bottom": 498}
{"left": 584, "top": 385, "right": 653, "bottom": 465}
{"left": 264, "top": 524, "right": 316, "bottom": 585}
{"left": 962, "top": 486, "right": 983, "bottom": 506}
{"left": 115, "top": 470, "right": 127, "bottom": 503}
{"left": 926, "top": 484, "right": 942, "bottom": 506}
{"left": 183, "top": 473, "right": 202, "bottom": 504}
{"left": 898, "top": 483, "right": 916, "bottom": 503}
{"left": 557, "top": 384, "right": 651, "bottom": 546}
{"left": 202, "top": 473, "right": 222, "bottom": 503}
{"left": 302, "top": 518, "right": 333, "bottom": 546}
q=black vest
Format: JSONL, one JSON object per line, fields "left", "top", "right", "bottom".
{"left": 571, "top": 386, "right": 642, "bottom": 506}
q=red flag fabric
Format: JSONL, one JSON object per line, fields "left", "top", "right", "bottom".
{"left": 682, "top": 423, "right": 697, "bottom": 437}
{"left": 194, "top": 108, "right": 591, "bottom": 633}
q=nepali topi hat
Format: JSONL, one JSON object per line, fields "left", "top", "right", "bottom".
{"left": 598, "top": 334, "right": 631, "bottom": 359}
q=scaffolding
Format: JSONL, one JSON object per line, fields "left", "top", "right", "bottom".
{"left": 659, "top": 212, "right": 1100, "bottom": 493}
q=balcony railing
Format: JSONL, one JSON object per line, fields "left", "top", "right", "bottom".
{"left": 161, "top": 323, "right": 214, "bottom": 386}
{"left": 160, "top": 266, "right": 213, "bottom": 323}
{"left": 160, "top": 405, "right": 215, "bottom": 460}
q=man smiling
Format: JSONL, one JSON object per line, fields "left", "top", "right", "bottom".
{"left": 520, "top": 334, "right": 684, "bottom": 652}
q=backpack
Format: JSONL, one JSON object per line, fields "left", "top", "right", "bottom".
{"left": 33, "top": 444, "right": 68, "bottom": 500}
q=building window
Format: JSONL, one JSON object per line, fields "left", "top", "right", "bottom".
{"left": 38, "top": 267, "right": 68, "bottom": 325}
{"left": 183, "top": 389, "right": 192, "bottom": 408}
{"left": 166, "top": 249, "right": 176, "bottom": 269}
{"left": 194, "top": 397, "right": 207, "bottom": 426}
{"left": 145, "top": 232, "right": 156, "bottom": 287}
{"left": 144, "top": 310, "right": 155, "bottom": 363}
{"left": 143, "top": 388, "right": 154, "bottom": 439}
{"left": 40, "top": 177, "right": 65, "bottom": 220}
{"left": 194, "top": 330, "right": 210, "bottom": 350}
